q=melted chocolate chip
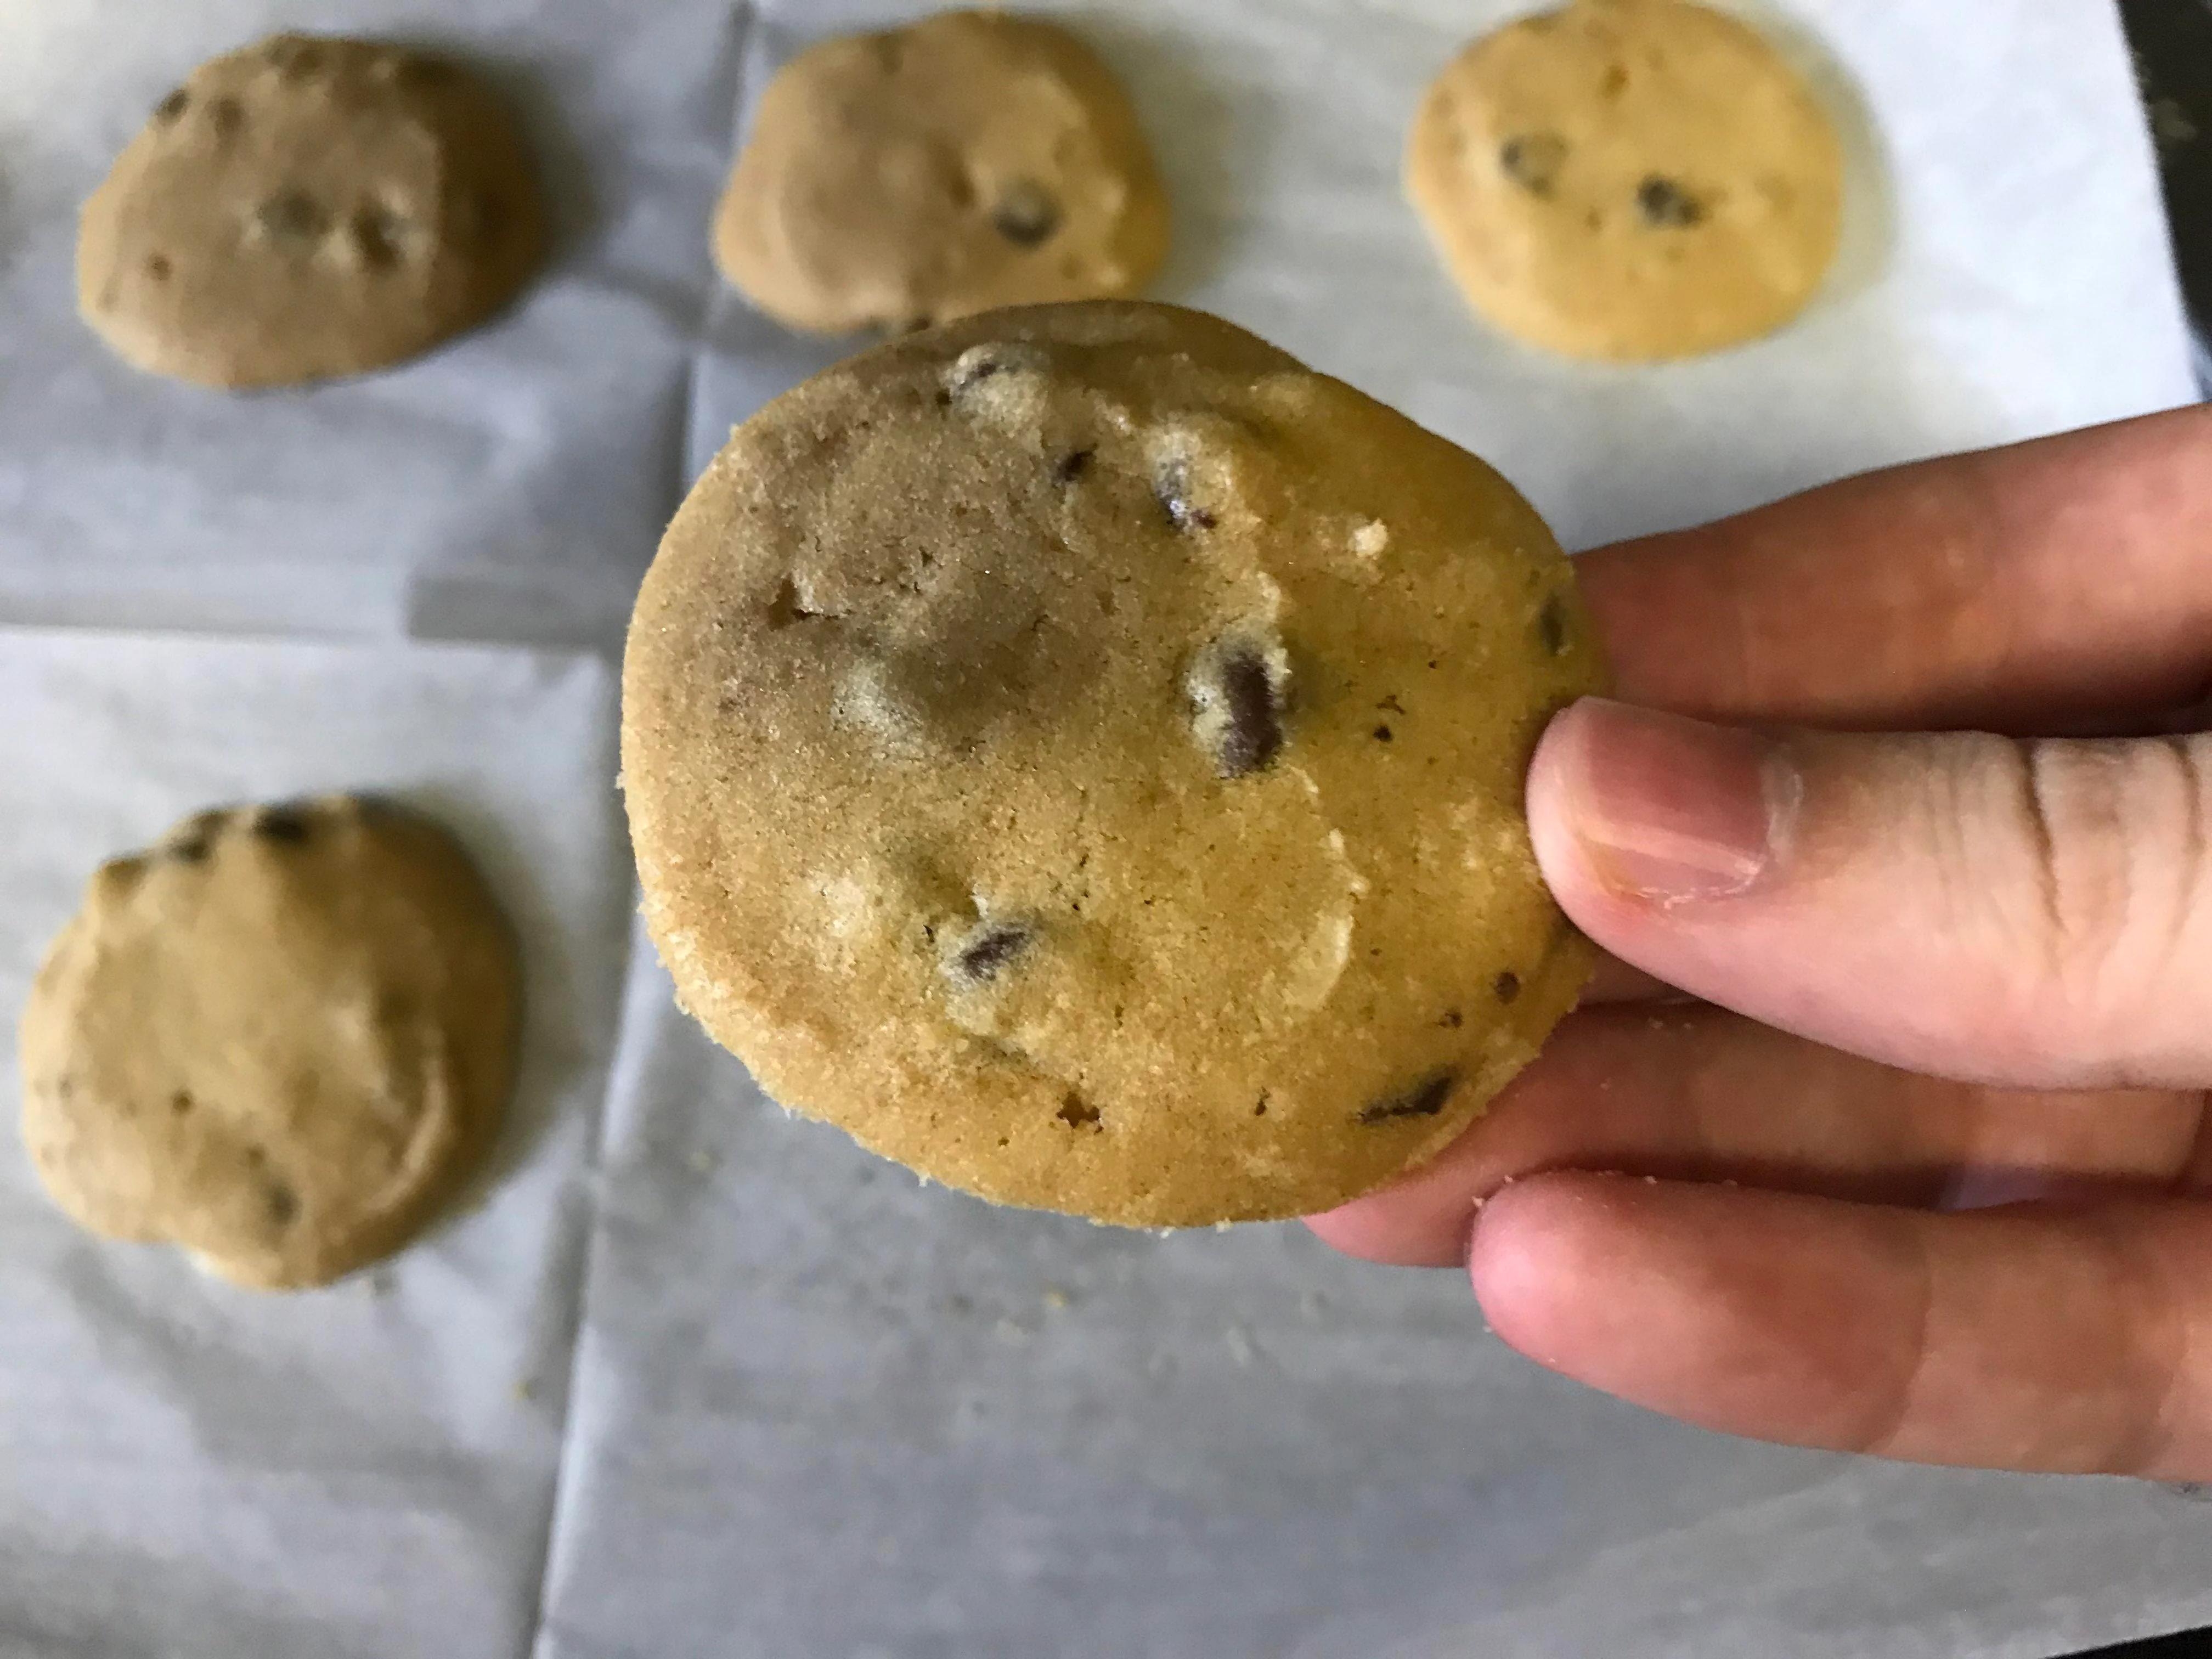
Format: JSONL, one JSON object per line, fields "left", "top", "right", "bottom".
{"left": 1155, "top": 460, "right": 1216, "bottom": 532}
{"left": 1052, "top": 449, "right": 1094, "bottom": 486}
{"left": 1636, "top": 175, "right": 1703, "bottom": 228}
{"left": 351, "top": 208, "right": 409, "bottom": 270}
{"left": 1494, "top": 970, "right": 1522, "bottom": 1003}
{"left": 253, "top": 807, "right": 313, "bottom": 845}
{"left": 1188, "top": 639, "right": 1287, "bottom": 780}
{"left": 1373, "top": 724, "right": 1394, "bottom": 742}
{"left": 951, "top": 923, "right": 1031, "bottom": 985}
{"left": 1538, "top": 593, "right": 1569, "bottom": 656}
{"left": 1057, "top": 1092, "right": 1102, "bottom": 1130}
{"left": 256, "top": 191, "right": 329, "bottom": 242}
{"left": 264, "top": 1181, "right": 300, "bottom": 1227}
{"left": 1499, "top": 133, "right": 1567, "bottom": 196}
{"left": 991, "top": 180, "right": 1062, "bottom": 247}
{"left": 1358, "top": 1072, "right": 1457, "bottom": 1125}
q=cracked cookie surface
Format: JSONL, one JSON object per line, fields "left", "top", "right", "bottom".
{"left": 77, "top": 31, "right": 546, "bottom": 387}
{"left": 712, "top": 10, "right": 1169, "bottom": 335}
{"left": 623, "top": 301, "right": 1607, "bottom": 1224}
{"left": 18, "top": 795, "right": 520, "bottom": 1289}
{"left": 1407, "top": 0, "right": 1843, "bottom": 362}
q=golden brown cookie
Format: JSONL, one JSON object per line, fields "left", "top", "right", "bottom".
{"left": 712, "top": 10, "right": 1170, "bottom": 335}
{"left": 1406, "top": 0, "right": 1843, "bottom": 361}
{"left": 622, "top": 301, "right": 1608, "bottom": 1227}
{"left": 18, "top": 796, "right": 520, "bottom": 1290}
{"left": 77, "top": 32, "right": 547, "bottom": 388}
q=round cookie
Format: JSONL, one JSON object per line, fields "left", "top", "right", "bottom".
{"left": 1406, "top": 0, "right": 1843, "bottom": 362}
{"left": 623, "top": 301, "right": 1609, "bottom": 1227}
{"left": 18, "top": 796, "right": 520, "bottom": 1290}
{"left": 78, "top": 32, "right": 548, "bottom": 388}
{"left": 712, "top": 10, "right": 1170, "bottom": 335}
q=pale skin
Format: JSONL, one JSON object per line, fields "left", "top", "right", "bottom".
{"left": 1307, "top": 403, "right": 2212, "bottom": 1480}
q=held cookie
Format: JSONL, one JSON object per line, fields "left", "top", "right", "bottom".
{"left": 712, "top": 10, "right": 1170, "bottom": 335}
{"left": 78, "top": 32, "right": 547, "bottom": 388}
{"left": 623, "top": 301, "right": 1608, "bottom": 1226}
{"left": 18, "top": 797, "right": 520, "bottom": 1290}
{"left": 1406, "top": 0, "right": 1843, "bottom": 361}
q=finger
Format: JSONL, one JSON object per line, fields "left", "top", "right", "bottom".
{"left": 1577, "top": 404, "right": 2212, "bottom": 732}
{"left": 1579, "top": 952, "right": 1681, "bottom": 1003}
{"left": 1306, "top": 1006, "right": 2204, "bottom": 1267}
{"left": 1529, "top": 699, "right": 2212, "bottom": 1090}
{"left": 1469, "top": 1172, "right": 2212, "bottom": 1477}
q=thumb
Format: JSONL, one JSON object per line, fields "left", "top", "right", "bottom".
{"left": 1527, "top": 698, "right": 2212, "bottom": 1090}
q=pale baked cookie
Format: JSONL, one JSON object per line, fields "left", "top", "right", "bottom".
{"left": 712, "top": 10, "right": 1170, "bottom": 335}
{"left": 18, "top": 797, "right": 520, "bottom": 1290}
{"left": 623, "top": 301, "right": 1608, "bottom": 1226}
{"left": 78, "top": 32, "right": 547, "bottom": 388}
{"left": 1406, "top": 0, "right": 1843, "bottom": 361}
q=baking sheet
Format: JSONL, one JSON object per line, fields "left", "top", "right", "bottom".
{"left": 553, "top": 2, "right": 2211, "bottom": 1657}
{"left": 0, "top": 629, "right": 633, "bottom": 1659}
{"left": 0, "top": 0, "right": 740, "bottom": 654}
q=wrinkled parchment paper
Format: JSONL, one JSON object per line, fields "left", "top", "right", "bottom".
{"left": 0, "top": 630, "right": 632, "bottom": 1659}
{"left": 0, "top": 0, "right": 2204, "bottom": 1654}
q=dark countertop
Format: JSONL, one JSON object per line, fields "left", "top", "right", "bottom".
{"left": 2122, "top": 0, "right": 2212, "bottom": 385}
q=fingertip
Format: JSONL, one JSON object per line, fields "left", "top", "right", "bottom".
{"left": 1466, "top": 1171, "right": 1630, "bottom": 1369}
{"left": 1526, "top": 698, "right": 1625, "bottom": 932}
{"left": 1302, "top": 1186, "right": 1474, "bottom": 1268}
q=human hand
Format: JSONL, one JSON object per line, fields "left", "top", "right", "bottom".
{"left": 1308, "top": 404, "right": 2212, "bottom": 1480}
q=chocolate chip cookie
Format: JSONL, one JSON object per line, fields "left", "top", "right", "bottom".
{"left": 713, "top": 10, "right": 1170, "bottom": 335}
{"left": 18, "top": 797, "right": 520, "bottom": 1290}
{"left": 1407, "top": 0, "right": 1843, "bottom": 361}
{"left": 623, "top": 301, "right": 1607, "bottom": 1226}
{"left": 78, "top": 32, "right": 547, "bottom": 388}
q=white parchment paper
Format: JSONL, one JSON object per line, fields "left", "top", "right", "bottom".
{"left": 550, "top": 3, "right": 2210, "bottom": 1657}
{"left": 0, "top": 629, "right": 633, "bottom": 1659}
{"left": 0, "top": 0, "right": 2204, "bottom": 1655}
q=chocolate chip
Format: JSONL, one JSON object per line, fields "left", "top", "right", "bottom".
{"left": 1378, "top": 694, "right": 1406, "bottom": 715}
{"left": 207, "top": 98, "right": 245, "bottom": 139}
{"left": 1252, "top": 1094, "right": 1270, "bottom": 1117}
{"left": 351, "top": 208, "right": 410, "bottom": 270}
{"left": 256, "top": 191, "right": 329, "bottom": 243}
{"left": 950, "top": 922, "right": 1032, "bottom": 985}
{"left": 1187, "top": 636, "right": 1288, "bottom": 780}
{"left": 1052, "top": 449, "right": 1094, "bottom": 486}
{"left": 1155, "top": 460, "right": 1216, "bottom": 532}
{"left": 1538, "top": 593, "right": 1569, "bottom": 656}
{"left": 167, "top": 836, "right": 211, "bottom": 864}
{"left": 1636, "top": 176, "right": 1703, "bottom": 228}
{"left": 264, "top": 1181, "right": 300, "bottom": 1227}
{"left": 1358, "top": 1071, "right": 1457, "bottom": 1125}
{"left": 1057, "top": 1092, "right": 1102, "bottom": 1130}
{"left": 253, "top": 806, "right": 313, "bottom": 845}
{"left": 171, "top": 1091, "right": 194, "bottom": 1115}
{"left": 154, "top": 89, "right": 189, "bottom": 125}
{"left": 144, "top": 254, "right": 172, "bottom": 282}
{"left": 1499, "top": 133, "right": 1567, "bottom": 196}
{"left": 991, "top": 180, "right": 1062, "bottom": 247}
{"left": 1373, "top": 724, "right": 1393, "bottom": 742}
{"left": 1494, "top": 970, "right": 1521, "bottom": 1003}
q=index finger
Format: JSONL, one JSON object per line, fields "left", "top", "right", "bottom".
{"left": 1579, "top": 403, "right": 2212, "bottom": 732}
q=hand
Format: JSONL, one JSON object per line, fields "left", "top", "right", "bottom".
{"left": 1308, "top": 404, "right": 2212, "bottom": 1480}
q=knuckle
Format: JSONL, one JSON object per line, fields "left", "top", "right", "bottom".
{"left": 2012, "top": 735, "right": 2212, "bottom": 1017}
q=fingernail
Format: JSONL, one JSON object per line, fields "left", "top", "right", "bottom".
{"left": 1550, "top": 700, "right": 1797, "bottom": 905}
